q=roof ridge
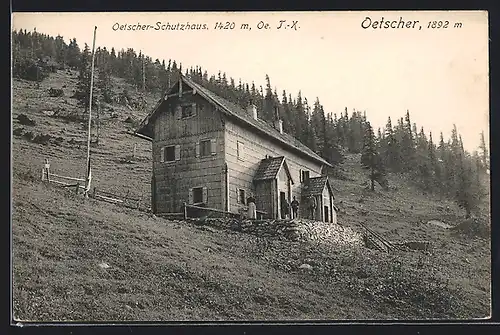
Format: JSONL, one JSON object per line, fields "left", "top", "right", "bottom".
{"left": 137, "top": 75, "right": 332, "bottom": 167}
{"left": 181, "top": 76, "right": 331, "bottom": 167}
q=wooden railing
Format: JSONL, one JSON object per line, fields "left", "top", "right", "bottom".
{"left": 161, "top": 203, "right": 267, "bottom": 220}
{"left": 41, "top": 160, "right": 87, "bottom": 193}
{"left": 92, "top": 187, "right": 144, "bottom": 209}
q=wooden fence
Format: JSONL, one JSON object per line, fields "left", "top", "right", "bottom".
{"left": 92, "top": 187, "right": 145, "bottom": 210}
{"left": 40, "top": 159, "right": 145, "bottom": 210}
{"left": 41, "top": 159, "right": 87, "bottom": 194}
{"left": 160, "top": 203, "right": 267, "bottom": 220}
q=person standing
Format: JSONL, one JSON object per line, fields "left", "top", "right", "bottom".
{"left": 281, "top": 198, "right": 290, "bottom": 219}
{"left": 291, "top": 196, "right": 299, "bottom": 219}
{"left": 247, "top": 194, "right": 257, "bottom": 220}
{"left": 308, "top": 195, "right": 317, "bottom": 220}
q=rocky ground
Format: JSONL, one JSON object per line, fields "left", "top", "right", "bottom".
{"left": 189, "top": 217, "right": 364, "bottom": 247}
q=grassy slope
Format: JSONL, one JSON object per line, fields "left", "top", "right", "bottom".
{"left": 11, "top": 70, "right": 491, "bottom": 321}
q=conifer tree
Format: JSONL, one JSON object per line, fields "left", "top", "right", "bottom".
{"left": 281, "top": 90, "right": 293, "bottom": 133}
{"left": 336, "top": 109, "right": 346, "bottom": 148}
{"left": 66, "top": 38, "right": 81, "bottom": 69}
{"left": 294, "top": 92, "right": 307, "bottom": 142}
{"left": 54, "top": 35, "right": 67, "bottom": 68}
{"left": 438, "top": 132, "right": 454, "bottom": 196}
{"left": 415, "top": 126, "right": 431, "bottom": 190}
{"left": 401, "top": 110, "right": 416, "bottom": 171}
{"left": 455, "top": 154, "right": 483, "bottom": 219}
{"left": 263, "top": 74, "right": 275, "bottom": 122}
{"left": 472, "top": 151, "right": 483, "bottom": 185}
{"left": 74, "top": 43, "right": 92, "bottom": 110}
{"left": 348, "top": 110, "right": 364, "bottom": 153}
{"left": 323, "top": 112, "right": 344, "bottom": 164}
{"left": 311, "top": 98, "right": 326, "bottom": 154}
{"left": 382, "top": 117, "right": 401, "bottom": 172}
{"left": 479, "top": 131, "right": 489, "bottom": 171}
{"left": 361, "top": 122, "right": 386, "bottom": 191}
{"left": 428, "top": 132, "right": 441, "bottom": 189}
{"left": 96, "top": 48, "right": 113, "bottom": 103}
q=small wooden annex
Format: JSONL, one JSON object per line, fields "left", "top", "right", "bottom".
{"left": 135, "top": 74, "right": 337, "bottom": 222}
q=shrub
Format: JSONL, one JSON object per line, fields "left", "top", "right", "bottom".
{"left": 13, "top": 127, "right": 24, "bottom": 136}
{"left": 17, "top": 114, "right": 36, "bottom": 126}
{"left": 49, "top": 88, "right": 64, "bottom": 97}
{"left": 13, "top": 57, "right": 50, "bottom": 82}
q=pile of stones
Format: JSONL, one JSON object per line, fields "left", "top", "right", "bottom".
{"left": 198, "top": 218, "right": 363, "bottom": 248}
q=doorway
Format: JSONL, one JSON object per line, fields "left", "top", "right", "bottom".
{"left": 324, "top": 205, "right": 329, "bottom": 222}
{"left": 280, "top": 191, "right": 287, "bottom": 219}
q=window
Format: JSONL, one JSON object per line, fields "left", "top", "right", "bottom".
{"left": 161, "top": 145, "right": 180, "bottom": 163}
{"left": 178, "top": 102, "right": 197, "bottom": 119}
{"left": 196, "top": 138, "right": 216, "bottom": 158}
{"left": 165, "top": 146, "right": 175, "bottom": 162}
{"left": 181, "top": 104, "right": 194, "bottom": 118}
{"left": 192, "top": 187, "right": 204, "bottom": 204}
{"left": 238, "top": 189, "right": 246, "bottom": 205}
{"left": 301, "top": 170, "right": 310, "bottom": 183}
{"left": 237, "top": 141, "right": 244, "bottom": 160}
{"left": 200, "top": 140, "right": 211, "bottom": 157}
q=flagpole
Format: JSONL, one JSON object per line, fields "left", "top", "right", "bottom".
{"left": 85, "top": 26, "right": 97, "bottom": 196}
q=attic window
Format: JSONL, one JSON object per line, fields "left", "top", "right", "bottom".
{"left": 181, "top": 103, "right": 196, "bottom": 118}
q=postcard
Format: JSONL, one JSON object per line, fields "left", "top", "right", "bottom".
{"left": 11, "top": 11, "right": 490, "bottom": 323}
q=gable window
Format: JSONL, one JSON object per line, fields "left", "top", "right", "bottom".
{"left": 180, "top": 103, "right": 197, "bottom": 119}
{"left": 238, "top": 189, "right": 246, "bottom": 205}
{"left": 160, "top": 145, "right": 181, "bottom": 163}
{"left": 237, "top": 141, "right": 244, "bottom": 160}
{"left": 196, "top": 138, "right": 217, "bottom": 158}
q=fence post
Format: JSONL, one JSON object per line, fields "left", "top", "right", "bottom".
{"left": 183, "top": 202, "right": 187, "bottom": 220}
{"left": 44, "top": 159, "right": 50, "bottom": 182}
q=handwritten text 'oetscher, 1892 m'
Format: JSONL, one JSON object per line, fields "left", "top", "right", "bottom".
{"left": 361, "top": 16, "right": 464, "bottom": 30}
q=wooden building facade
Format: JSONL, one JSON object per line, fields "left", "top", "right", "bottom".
{"left": 135, "top": 74, "right": 337, "bottom": 221}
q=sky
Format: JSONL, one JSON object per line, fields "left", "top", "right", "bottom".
{"left": 12, "top": 11, "right": 489, "bottom": 152}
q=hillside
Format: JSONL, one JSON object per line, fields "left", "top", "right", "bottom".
{"left": 11, "top": 69, "right": 491, "bottom": 321}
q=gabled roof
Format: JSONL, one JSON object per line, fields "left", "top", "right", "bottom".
{"left": 301, "top": 176, "right": 335, "bottom": 199}
{"left": 253, "top": 156, "right": 294, "bottom": 184}
{"left": 135, "top": 75, "right": 332, "bottom": 168}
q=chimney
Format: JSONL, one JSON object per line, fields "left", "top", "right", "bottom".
{"left": 273, "top": 106, "right": 283, "bottom": 134}
{"left": 274, "top": 119, "right": 283, "bottom": 134}
{"left": 247, "top": 104, "right": 258, "bottom": 120}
